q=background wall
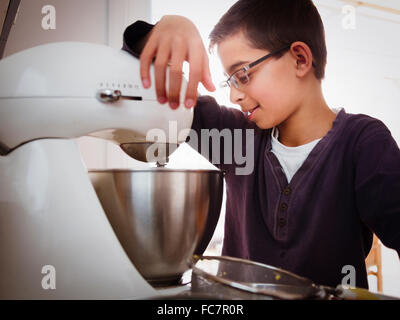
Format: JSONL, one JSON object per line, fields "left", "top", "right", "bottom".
{"left": 4, "top": 0, "right": 151, "bottom": 169}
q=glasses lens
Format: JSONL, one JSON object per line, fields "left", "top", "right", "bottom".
{"left": 230, "top": 77, "right": 238, "bottom": 89}
{"left": 221, "top": 69, "right": 250, "bottom": 90}
{"left": 233, "top": 69, "right": 249, "bottom": 87}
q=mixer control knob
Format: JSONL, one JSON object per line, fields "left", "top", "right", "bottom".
{"left": 96, "top": 89, "right": 122, "bottom": 102}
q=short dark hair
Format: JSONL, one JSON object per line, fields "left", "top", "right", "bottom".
{"left": 209, "top": 0, "right": 327, "bottom": 79}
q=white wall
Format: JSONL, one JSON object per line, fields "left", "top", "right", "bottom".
{"left": 5, "top": 0, "right": 108, "bottom": 55}
{"left": 4, "top": 0, "right": 151, "bottom": 169}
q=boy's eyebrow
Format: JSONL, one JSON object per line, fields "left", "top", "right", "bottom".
{"left": 228, "top": 60, "right": 250, "bottom": 74}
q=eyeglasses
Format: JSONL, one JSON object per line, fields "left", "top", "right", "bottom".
{"left": 220, "top": 45, "right": 291, "bottom": 89}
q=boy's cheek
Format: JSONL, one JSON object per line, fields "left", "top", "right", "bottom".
{"left": 254, "top": 104, "right": 283, "bottom": 128}
{"left": 252, "top": 85, "right": 284, "bottom": 108}
{"left": 256, "top": 91, "right": 298, "bottom": 128}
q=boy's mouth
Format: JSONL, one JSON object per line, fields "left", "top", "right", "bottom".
{"left": 247, "top": 105, "right": 260, "bottom": 120}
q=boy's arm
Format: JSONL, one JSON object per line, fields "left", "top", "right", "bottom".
{"left": 354, "top": 121, "right": 400, "bottom": 258}
{"left": 122, "top": 20, "right": 254, "bottom": 166}
{"left": 189, "top": 95, "right": 256, "bottom": 167}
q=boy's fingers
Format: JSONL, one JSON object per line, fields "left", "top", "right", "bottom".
{"left": 184, "top": 49, "right": 203, "bottom": 108}
{"left": 167, "top": 45, "right": 186, "bottom": 109}
{"left": 139, "top": 38, "right": 158, "bottom": 89}
{"left": 201, "top": 54, "right": 216, "bottom": 92}
{"left": 153, "top": 41, "right": 171, "bottom": 104}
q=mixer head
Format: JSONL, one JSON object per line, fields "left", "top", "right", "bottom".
{"left": 0, "top": 42, "right": 193, "bottom": 162}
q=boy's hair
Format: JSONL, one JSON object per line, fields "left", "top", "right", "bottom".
{"left": 209, "top": 0, "right": 327, "bottom": 79}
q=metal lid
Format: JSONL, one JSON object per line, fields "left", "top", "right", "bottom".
{"left": 189, "top": 255, "right": 320, "bottom": 300}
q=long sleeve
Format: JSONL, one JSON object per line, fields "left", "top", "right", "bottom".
{"left": 354, "top": 119, "right": 400, "bottom": 257}
{"left": 122, "top": 20, "right": 154, "bottom": 57}
{"left": 188, "top": 95, "right": 257, "bottom": 170}
{"left": 122, "top": 21, "right": 257, "bottom": 170}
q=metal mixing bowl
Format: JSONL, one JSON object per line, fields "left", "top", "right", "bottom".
{"left": 88, "top": 168, "right": 224, "bottom": 286}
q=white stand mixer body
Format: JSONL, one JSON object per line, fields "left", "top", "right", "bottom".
{"left": 0, "top": 41, "right": 192, "bottom": 151}
{"left": 0, "top": 42, "right": 193, "bottom": 298}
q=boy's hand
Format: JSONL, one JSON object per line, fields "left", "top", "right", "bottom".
{"left": 139, "top": 15, "right": 216, "bottom": 109}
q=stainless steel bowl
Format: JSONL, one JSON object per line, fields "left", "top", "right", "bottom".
{"left": 88, "top": 168, "right": 224, "bottom": 286}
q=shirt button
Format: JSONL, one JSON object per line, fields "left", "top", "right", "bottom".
{"left": 280, "top": 202, "right": 288, "bottom": 211}
{"left": 278, "top": 217, "right": 287, "bottom": 227}
{"left": 283, "top": 187, "right": 291, "bottom": 196}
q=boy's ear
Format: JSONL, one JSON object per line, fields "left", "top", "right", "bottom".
{"left": 289, "top": 41, "right": 314, "bottom": 78}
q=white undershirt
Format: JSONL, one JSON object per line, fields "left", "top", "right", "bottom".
{"left": 271, "top": 108, "right": 342, "bottom": 183}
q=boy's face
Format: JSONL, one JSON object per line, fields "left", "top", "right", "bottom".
{"left": 217, "top": 31, "right": 301, "bottom": 129}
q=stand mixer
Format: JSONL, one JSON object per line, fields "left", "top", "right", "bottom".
{"left": 0, "top": 41, "right": 224, "bottom": 299}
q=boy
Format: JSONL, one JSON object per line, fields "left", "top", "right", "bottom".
{"left": 122, "top": 0, "right": 400, "bottom": 289}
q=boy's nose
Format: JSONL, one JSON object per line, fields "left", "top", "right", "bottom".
{"left": 229, "top": 85, "right": 245, "bottom": 104}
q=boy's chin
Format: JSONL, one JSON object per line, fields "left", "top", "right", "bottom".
{"left": 253, "top": 121, "right": 274, "bottom": 130}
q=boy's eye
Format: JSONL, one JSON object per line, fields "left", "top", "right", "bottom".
{"left": 235, "top": 70, "right": 249, "bottom": 84}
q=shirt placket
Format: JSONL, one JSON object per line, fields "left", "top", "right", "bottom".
{"left": 277, "top": 184, "right": 291, "bottom": 241}
{"left": 265, "top": 149, "right": 291, "bottom": 243}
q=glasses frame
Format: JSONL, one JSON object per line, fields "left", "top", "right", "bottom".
{"left": 222, "top": 44, "right": 313, "bottom": 89}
